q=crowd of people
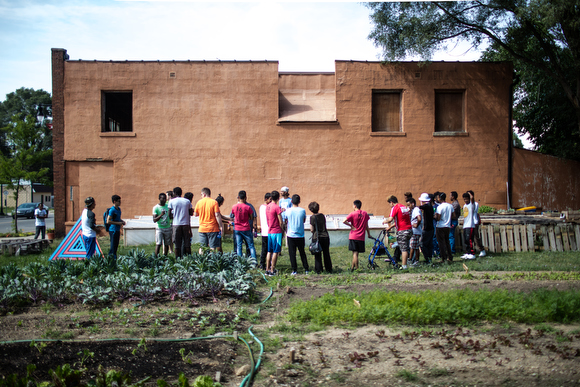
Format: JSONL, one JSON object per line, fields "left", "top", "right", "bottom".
{"left": 78, "top": 187, "right": 486, "bottom": 274}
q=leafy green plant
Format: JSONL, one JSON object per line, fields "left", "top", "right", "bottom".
{"left": 179, "top": 348, "right": 194, "bottom": 364}
{"left": 395, "top": 369, "right": 418, "bottom": 382}
{"left": 76, "top": 349, "right": 94, "bottom": 368}
{"left": 29, "top": 340, "right": 47, "bottom": 353}
{"left": 132, "top": 338, "right": 148, "bottom": 355}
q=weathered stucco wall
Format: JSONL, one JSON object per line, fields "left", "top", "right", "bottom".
{"left": 512, "top": 148, "right": 580, "bottom": 211}
{"left": 57, "top": 57, "right": 513, "bottom": 226}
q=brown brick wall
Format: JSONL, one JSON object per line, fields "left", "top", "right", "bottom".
{"left": 51, "top": 49, "right": 66, "bottom": 237}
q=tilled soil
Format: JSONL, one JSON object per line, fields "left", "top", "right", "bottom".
{"left": 2, "top": 272, "right": 580, "bottom": 386}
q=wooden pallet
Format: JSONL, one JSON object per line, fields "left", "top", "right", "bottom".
{"left": 455, "top": 223, "right": 580, "bottom": 253}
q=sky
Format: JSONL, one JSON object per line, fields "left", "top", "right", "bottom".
{"left": 1, "top": 0, "right": 531, "bottom": 147}
{"left": 0, "top": 0, "right": 486, "bottom": 99}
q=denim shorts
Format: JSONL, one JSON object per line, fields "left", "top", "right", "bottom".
{"left": 199, "top": 232, "right": 220, "bottom": 249}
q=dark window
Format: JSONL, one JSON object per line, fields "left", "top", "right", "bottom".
{"left": 435, "top": 91, "right": 464, "bottom": 132}
{"left": 102, "top": 91, "right": 132, "bottom": 132}
{"left": 372, "top": 91, "right": 401, "bottom": 132}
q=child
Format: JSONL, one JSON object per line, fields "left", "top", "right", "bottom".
{"left": 343, "top": 200, "right": 372, "bottom": 271}
{"left": 153, "top": 192, "right": 172, "bottom": 257}
{"left": 461, "top": 192, "right": 476, "bottom": 260}
{"left": 81, "top": 197, "right": 99, "bottom": 259}
{"left": 407, "top": 197, "right": 422, "bottom": 265}
{"left": 258, "top": 193, "right": 272, "bottom": 269}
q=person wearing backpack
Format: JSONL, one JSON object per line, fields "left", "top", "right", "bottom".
{"left": 106, "top": 195, "right": 125, "bottom": 260}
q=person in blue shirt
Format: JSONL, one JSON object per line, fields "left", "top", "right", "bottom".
{"left": 282, "top": 194, "right": 310, "bottom": 275}
{"left": 106, "top": 194, "right": 125, "bottom": 260}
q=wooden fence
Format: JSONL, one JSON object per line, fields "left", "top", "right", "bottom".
{"left": 457, "top": 223, "right": 580, "bottom": 253}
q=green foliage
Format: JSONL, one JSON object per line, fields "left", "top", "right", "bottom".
{"left": 395, "top": 369, "right": 418, "bottom": 382}
{"left": 287, "top": 288, "right": 580, "bottom": 326}
{"left": 192, "top": 375, "right": 222, "bottom": 387}
{"left": 478, "top": 205, "right": 496, "bottom": 214}
{"left": 0, "top": 250, "right": 256, "bottom": 311}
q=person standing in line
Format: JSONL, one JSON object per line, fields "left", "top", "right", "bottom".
{"left": 432, "top": 192, "right": 441, "bottom": 258}
{"left": 231, "top": 190, "right": 257, "bottom": 260}
{"left": 418, "top": 193, "right": 434, "bottom": 264}
{"left": 106, "top": 195, "right": 126, "bottom": 260}
{"left": 81, "top": 197, "right": 99, "bottom": 259}
{"left": 282, "top": 194, "right": 310, "bottom": 275}
{"left": 167, "top": 187, "right": 192, "bottom": 258}
{"left": 265, "top": 190, "right": 284, "bottom": 276}
{"left": 434, "top": 192, "right": 454, "bottom": 264}
{"left": 194, "top": 187, "right": 224, "bottom": 253}
{"left": 461, "top": 191, "right": 477, "bottom": 260}
{"left": 34, "top": 203, "right": 48, "bottom": 239}
{"left": 279, "top": 187, "right": 292, "bottom": 211}
{"left": 309, "top": 201, "right": 332, "bottom": 274}
{"left": 407, "top": 197, "right": 422, "bottom": 266}
{"left": 165, "top": 190, "right": 175, "bottom": 254}
{"left": 467, "top": 190, "right": 487, "bottom": 257}
{"left": 343, "top": 200, "right": 372, "bottom": 271}
{"left": 153, "top": 192, "right": 172, "bottom": 257}
{"left": 449, "top": 191, "right": 461, "bottom": 254}
{"left": 258, "top": 192, "right": 272, "bottom": 269}
{"left": 383, "top": 195, "right": 412, "bottom": 270}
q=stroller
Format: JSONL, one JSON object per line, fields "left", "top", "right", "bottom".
{"left": 368, "top": 229, "right": 400, "bottom": 270}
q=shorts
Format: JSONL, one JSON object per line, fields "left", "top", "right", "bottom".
{"left": 267, "top": 233, "right": 282, "bottom": 253}
{"left": 410, "top": 234, "right": 421, "bottom": 250}
{"left": 156, "top": 228, "right": 173, "bottom": 246}
{"left": 199, "top": 232, "right": 220, "bottom": 249}
{"left": 397, "top": 229, "right": 412, "bottom": 253}
{"left": 348, "top": 239, "right": 365, "bottom": 253}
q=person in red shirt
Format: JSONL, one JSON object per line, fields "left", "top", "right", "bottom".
{"left": 343, "top": 200, "right": 372, "bottom": 271}
{"left": 265, "top": 190, "right": 284, "bottom": 276}
{"left": 231, "top": 190, "right": 256, "bottom": 260}
{"left": 383, "top": 195, "right": 412, "bottom": 270}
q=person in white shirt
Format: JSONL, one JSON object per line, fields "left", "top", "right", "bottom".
{"left": 34, "top": 203, "right": 48, "bottom": 239}
{"left": 468, "top": 190, "right": 487, "bottom": 257}
{"left": 258, "top": 192, "right": 271, "bottom": 269}
{"left": 461, "top": 192, "right": 476, "bottom": 260}
{"left": 433, "top": 192, "right": 454, "bottom": 263}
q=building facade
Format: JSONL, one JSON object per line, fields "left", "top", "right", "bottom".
{"left": 52, "top": 48, "right": 516, "bottom": 235}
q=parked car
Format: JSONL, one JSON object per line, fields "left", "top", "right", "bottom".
{"left": 12, "top": 202, "right": 41, "bottom": 219}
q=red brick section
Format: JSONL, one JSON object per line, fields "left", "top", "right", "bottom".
{"left": 52, "top": 49, "right": 66, "bottom": 237}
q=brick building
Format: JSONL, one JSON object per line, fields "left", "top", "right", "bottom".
{"left": 51, "top": 48, "right": 580, "bottom": 236}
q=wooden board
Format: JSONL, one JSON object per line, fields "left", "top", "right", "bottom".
{"left": 554, "top": 226, "right": 563, "bottom": 252}
{"left": 487, "top": 225, "right": 495, "bottom": 252}
{"left": 541, "top": 226, "right": 549, "bottom": 252}
{"left": 494, "top": 225, "right": 502, "bottom": 253}
{"left": 527, "top": 224, "right": 535, "bottom": 251}
{"left": 514, "top": 225, "right": 522, "bottom": 252}
{"left": 571, "top": 225, "right": 578, "bottom": 251}
{"left": 562, "top": 225, "right": 570, "bottom": 251}
{"left": 548, "top": 226, "right": 557, "bottom": 252}
{"left": 500, "top": 225, "right": 508, "bottom": 253}
{"left": 507, "top": 225, "right": 515, "bottom": 252}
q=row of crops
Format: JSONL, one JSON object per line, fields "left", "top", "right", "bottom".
{"left": 0, "top": 250, "right": 257, "bottom": 310}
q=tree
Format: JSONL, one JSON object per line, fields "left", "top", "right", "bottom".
{"left": 482, "top": 42, "right": 579, "bottom": 159}
{"left": 0, "top": 115, "right": 51, "bottom": 232}
{"left": 0, "top": 88, "right": 53, "bottom": 179}
{"left": 366, "top": 0, "right": 580, "bottom": 159}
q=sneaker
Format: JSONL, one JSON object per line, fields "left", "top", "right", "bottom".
{"left": 271, "top": 270, "right": 278, "bottom": 276}
{"left": 384, "top": 258, "right": 392, "bottom": 263}
{"left": 400, "top": 265, "right": 408, "bottom": 270}
{"left": 460, "top": 254, "right": 468, "bottom": 259}
{"left": 411, "top": 261, "right": 420, "bottom": 267}
{"left": 479, "top": 250, "right": 487, "bottom": 257}
{"left": 465, "top": 254, "right": 476, "bottom": 260}
{"left": 291, "top": 271, "right": 297, "bottom": 276}
{"left": 265, "top": 270, "right": 272, "bottom": 276}
{"left": 305, "top": 271, "right": 310, "bottom": 275}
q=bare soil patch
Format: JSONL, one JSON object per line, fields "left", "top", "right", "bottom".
{"left": 2, "top": 272, "right": 580, "bottom": 386}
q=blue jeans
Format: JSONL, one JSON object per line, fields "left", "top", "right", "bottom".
{"left": 109, "top": 231, "right": 120, "bottom": 259}
{"left": 83, "top": 235, "right": 97, "bottom": 258}
{"left": 450, "top": 219, "right": 458, "bottom": 254}
{"left": 235, "top": 230, "right": 256, "bottom": 258}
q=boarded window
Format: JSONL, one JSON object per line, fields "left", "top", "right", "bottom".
{"left": 435, "top": 91, "right": 464, "bottom": 132}
{"left": 372, "top": 91, "right": 401, "bottom": 132}
{"left": 102, "top": 91, "right": 132, "bottom": 132}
